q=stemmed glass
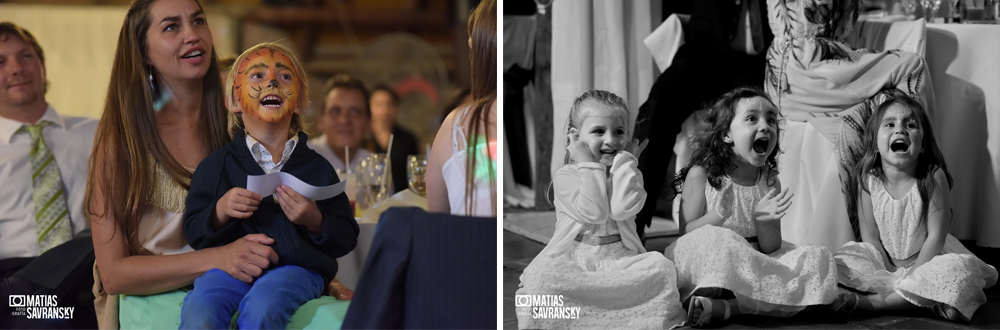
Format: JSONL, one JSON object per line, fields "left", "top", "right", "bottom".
{"left": 920, "top": 0, "right": 942, "bottom": 22}
{"left": 356, "top": 154, "right": 390, "bottom": 213}
{"left": 407, "top": 155, "right": 428, "bottom": 198}
{"left": 948, "top": 0, "right": 961, "bottom": 23}
{"left": 989, "top": 0, "right": 1000, "bottom": 23}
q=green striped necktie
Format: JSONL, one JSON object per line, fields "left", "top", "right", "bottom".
{"left": 21, "top": 121, "right": 72, "bottom": 253}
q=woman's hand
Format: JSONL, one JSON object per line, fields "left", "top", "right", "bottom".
{"left": 217, "top": 234, "right": 279, "bottom": 283}
{"left": 754, "top": 187, "right": 793, "bottom": 222}
{"left": 276, "top": 185, "right": 323, "bottom": 233}
{"left": 215, "top": 188, "right": 262, "bottom": 224}
{"left": 566, "top": 131, "right": 595, "bottom": 163}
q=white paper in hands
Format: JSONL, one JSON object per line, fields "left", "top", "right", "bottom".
{"left": 246, "top": 172, "right": 346, "bottom": 201}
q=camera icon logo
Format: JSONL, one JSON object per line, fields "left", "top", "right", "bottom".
{"left": 514, "top": 295, "right": 532, "bottom": 307}
{"left": 9, "top": 295, "right": 25, "bottom": 307}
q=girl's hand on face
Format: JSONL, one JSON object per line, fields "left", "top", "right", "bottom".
{"left": 628, "top": 138, "right": 649, "bottom": 159}
{"left": 754, "top": 187, "right": 793, "bottom": 222}
{"left": 566, "top": 132, "right": 596, "bottom": 163}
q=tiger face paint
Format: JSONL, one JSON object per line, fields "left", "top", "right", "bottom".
{"left": 234, "top": 48, "right": 301, "bottom": 123}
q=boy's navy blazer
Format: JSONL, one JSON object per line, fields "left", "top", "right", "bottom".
{"left": 184, "top": 130, "right": 360, "bottom": 283}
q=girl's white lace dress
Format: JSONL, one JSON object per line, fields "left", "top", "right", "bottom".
{"left": 668, "top": 174, "right": 840, "bottom": 316}
{"left": 516, "top": 152, "right": 684, "bottom": 329}
{"left": 835, "top": 175, "right": 998, "bottom": 320}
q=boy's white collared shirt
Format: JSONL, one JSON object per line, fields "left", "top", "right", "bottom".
{"left": 245, "top": 131, "right": 299, "bottom": 174}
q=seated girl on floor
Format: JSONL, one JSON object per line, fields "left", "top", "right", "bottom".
{"left": 667, "top": 86, "right": 840, "bottom": 327}
{"left": 830, "top": 90, "right": 997, "bottom": 321}
{"left": 516, "top": 90, "right": 684, "bottom": 329}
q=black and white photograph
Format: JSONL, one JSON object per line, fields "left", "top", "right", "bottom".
{"left": 502, "top": 0, "right": 1000, "bottom": 328}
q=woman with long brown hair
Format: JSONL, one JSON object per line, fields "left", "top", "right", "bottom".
{"left": 426, "top": 0, "right": 497, "bottom": 217}
{"left": 87, "top": 0, "right": 278, "bottom": 328}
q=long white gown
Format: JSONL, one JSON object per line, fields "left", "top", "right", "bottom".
{"left": 835, "top": 175, "right": 998, "bottom": 321}
{"left": 517, "top": 152, "right": 684, "bottom": 329}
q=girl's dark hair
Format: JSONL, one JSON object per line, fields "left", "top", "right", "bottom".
{"left": 671, "top": 87, "right": 782, "bottom": 198}
{"left": 855, "top": 90, "right": 952, "bottom": 223}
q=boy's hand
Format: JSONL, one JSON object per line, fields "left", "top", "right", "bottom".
{"left": 566, "top": 132, "right": 596, "bottom": 163}
{"left": 276, "top": 185, "right": 323, "bottom": 233}
{"left": 215, "top": 188, "right": 262, "bottom": 224}
{"left": 754, "top": 187, "right": 793, "bottom": 222}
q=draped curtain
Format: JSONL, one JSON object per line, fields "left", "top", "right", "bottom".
{"left": 549, "top": 0, "right": 658, "bottom": 179}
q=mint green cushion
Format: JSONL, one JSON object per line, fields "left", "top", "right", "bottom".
{"left": 286, "top": 297, "right": 351, "bottom": 330}
{"left": 119, "top": 290, "right": 350, "bottom": 330}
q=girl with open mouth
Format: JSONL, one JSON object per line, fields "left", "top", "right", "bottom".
{"left": 665, "top": 87, "right": 841, "bottom": 328}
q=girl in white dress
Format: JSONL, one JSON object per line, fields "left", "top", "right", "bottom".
{"left": 516, "top": 90, "right": 684, "bottom": 329}
{"left": 669, "top": 87, "right": 840, "bottom": 327}
{"left": 831, "top": 91, "right": 997, "bottom": 321}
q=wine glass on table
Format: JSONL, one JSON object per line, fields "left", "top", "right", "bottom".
{"left": 407, "top": 155, "right": 428, "bottom": 198}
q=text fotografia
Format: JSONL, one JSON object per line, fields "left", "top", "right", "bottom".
{"left": 515, "top": 294, "right": 581, "bottom": 319}
{"left": 8, "top": 295, "right": 75, "bottom": 319}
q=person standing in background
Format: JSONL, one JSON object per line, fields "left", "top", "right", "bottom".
{"left": 365, "top": 84, "right": 419, "bottom": 193}
{"left": 633, "top": 0, "right": 773, "bottom": 242}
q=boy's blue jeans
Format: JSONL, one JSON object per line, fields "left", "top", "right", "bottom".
{"left": 179, "top": 265, "right": 324, "bottom": 329}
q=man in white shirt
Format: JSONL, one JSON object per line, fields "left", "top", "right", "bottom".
{"left": 0, "top": 22, "right": 98, "bottom": 328}
{"left": 308, "top": 74, "right": 374, "bottom": 172}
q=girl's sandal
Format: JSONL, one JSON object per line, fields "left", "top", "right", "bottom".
{"left": 686, "top": 296, "right": 731, "bottom": 328}
{"left": 932, "top": 303, "right": 965, "bottom": 322}
{"left": 828, "top": 292, "right": 860, "bottom": 313}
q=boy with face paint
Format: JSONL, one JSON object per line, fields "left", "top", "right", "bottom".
{"left": 181, "top": 43, "right": 358, "bottom": 329}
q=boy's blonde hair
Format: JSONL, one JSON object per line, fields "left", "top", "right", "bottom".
{"left": 225, "top": 42, "right": 310, "bottom": 137}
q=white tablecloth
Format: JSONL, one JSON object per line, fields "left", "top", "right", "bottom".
{"left": 924, "top": 23, "right": 1000, "bottom": 246}
{"left": 336, "top": 190, "right": 428, "bottom": 290}
{"left": 335, "top": 221, "right": 377, "bottom": 291}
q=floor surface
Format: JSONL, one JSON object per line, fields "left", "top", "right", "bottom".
{"left": 503, "top": 226, "right": 1000, "bottom": 329}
